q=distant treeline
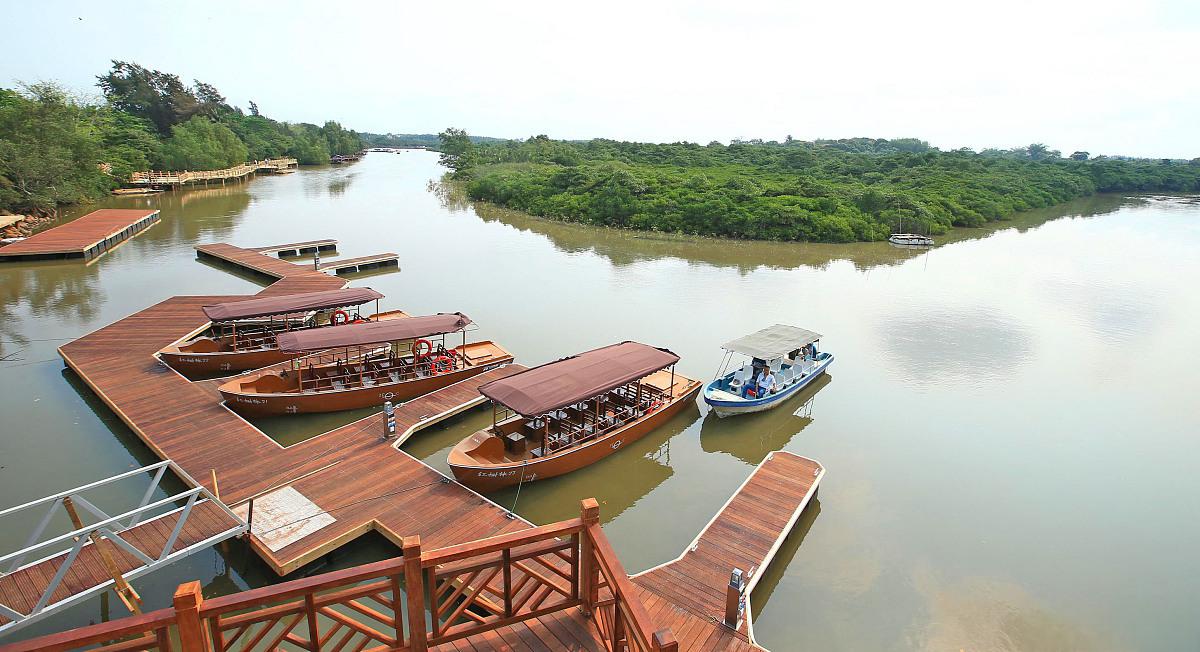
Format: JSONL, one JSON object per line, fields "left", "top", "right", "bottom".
{"left": 0, "top": 61, "right": 365, "bottom": 214}
{"left": 362, "top": 132, "right": 505, "bottom": 149}
{"left": 440, "top": 130, "right": 1200, "bottom": 242}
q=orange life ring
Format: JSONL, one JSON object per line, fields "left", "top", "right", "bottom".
{"left": 431, "top": 354, "right": 454, "bottom": 374}
{"left": 331, "top": 310, "right": 350, "bottom": 325}
{"left": 411, "top": 339, "right": 433, "bottom": 360}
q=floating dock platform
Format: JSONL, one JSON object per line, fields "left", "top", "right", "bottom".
{"left": 0, "top": 209, "right": 159, "bottom": 262}
{"left": 318, "top": 252, "right": 400, "bottom": 275}
{"left": 249, "top": 239, "right": 338, "bottom": 257}
{"left": 195, "top": 241, "right": 398, "bottom": 279}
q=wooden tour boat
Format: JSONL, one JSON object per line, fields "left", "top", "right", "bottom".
{"left": 448, "top": 341, "right": 701, "bottom": 492}
{"left": 217, "top": 312, "right": 513, "bottom": 417}
{"left": 159, "top": 287, "right": 402, "bottom": 378}
{"left": 703, "top": 324, "right": 834, "bottom": 417}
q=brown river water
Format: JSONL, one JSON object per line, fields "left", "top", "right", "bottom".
{"left": 1, "top": 151, "right": 1197, "bottom": 650}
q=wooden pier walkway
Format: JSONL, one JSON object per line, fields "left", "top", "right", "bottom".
{"left": 128, "top": 158, "right": 297, "bottom": 187}
{"left": 317, "top": 252, "right": 400, "bottom": 275}
{"left": 632, "top": 451, "right": 824, "bottom": 647}
{"left": 196, "top": 242, "right": 398, "bottom": 280}
{"left": 0, "top": 501, "right": 240, "bottom": 632}
{"left": 0, "top": 210, "right": 159, "bottom": 262}
{"left": 249, "top": 239, "right": 338, "bottom": 257}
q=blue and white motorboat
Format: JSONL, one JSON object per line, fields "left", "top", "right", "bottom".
{"left": 703, "top": 324, "right": 834, "bottom": 417}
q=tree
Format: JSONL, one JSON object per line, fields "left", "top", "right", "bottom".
{"left": 1070, "top": 151, "right": 1089, "bottom": 161}
{"left": 248, "top": 101, "right": 260, "bottom": 117}
{"left": 97, "top": 61, "right": 199, "bottom": 135}
{"left": 1026, "top": 143, "right": 1051, "bottom": 160}
{"left": 438, "top": 128, "right": 476, "bottom": 174}
{"left": 156, "top": 116, "right": 248, "bottom": 170}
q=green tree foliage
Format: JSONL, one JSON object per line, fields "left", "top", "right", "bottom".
{"left": 438, "top": 128, "right": 477, "bottom": 173}
{"left": 156, "top": 116, "right": 248, "bottom": 170}
{"left": 0, "top": 84, "right": 111, "bottom": 212}
{"left": 0, "top": 63, "right": 365, "bottom": 213}
{"left": 451, "top": 132, "right": 1200, "bottom": 243}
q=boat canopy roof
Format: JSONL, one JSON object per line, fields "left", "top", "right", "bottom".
{"left": 201, "top": 288, "right": 383, "bottom": 322}
{"left": 722, "top": 324, "right": 822, "bottom": 360}
{"left": 275, "top": 312, "right": 471, "bottom": 352}
{"left": 479, "top": 341, "right": 679, "bottom": 417}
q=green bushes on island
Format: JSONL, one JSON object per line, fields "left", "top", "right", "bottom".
{"left": 0, "top": 62, "right": 365, "bottom": 214}
{"left": 443, "top": 132, "right": 1200, "bottom": 243}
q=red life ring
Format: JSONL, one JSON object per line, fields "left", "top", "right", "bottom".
{"left": 331, "top": 310, "right": 350, "bottom": 325}
{"left": 411, "top": 339, "right": 433, "bottom": 360}
{"left": 430, "top": 354, "right": 454, "bottom": 374}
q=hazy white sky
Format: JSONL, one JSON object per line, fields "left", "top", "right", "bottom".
{"left": 3, "top": 0, "right": 1198, "bottom": 158}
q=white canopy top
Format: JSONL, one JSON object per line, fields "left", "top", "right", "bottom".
{"left": 722, "top": 324, "right": 822, "bottom": 360}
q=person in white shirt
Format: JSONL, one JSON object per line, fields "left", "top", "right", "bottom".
{"left": 754, "top": 367, "right": 776, "bottom": 398}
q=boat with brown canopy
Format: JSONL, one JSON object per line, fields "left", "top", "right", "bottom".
{"left": 217, "top": 312, "right": 513, "bottom": 416}
{"left": 159, "top": 287, "right": 405, "bottom": 378}
{"left": 448, "top": 341, "right": 701, "bottom": 492}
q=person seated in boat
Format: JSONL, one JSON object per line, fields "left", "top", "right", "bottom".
{"left": 747, "top": 366, "right": 776, "bottom": 398}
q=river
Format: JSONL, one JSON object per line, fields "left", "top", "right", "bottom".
{"left": 1, "top": 151, "right": 1197, "bottom": 650}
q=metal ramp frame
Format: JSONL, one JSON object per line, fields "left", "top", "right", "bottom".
{"left": 0, "top": 460, "right": 247, "bottom": 637}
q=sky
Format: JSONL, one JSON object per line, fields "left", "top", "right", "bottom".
{"left": 3, "top": 0, "right": 1198, "bottom": 158}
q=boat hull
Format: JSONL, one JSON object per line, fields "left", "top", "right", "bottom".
{"left": 704, "top": 354, "right": 834, "bottom": 417}
{"left": 449, "top": 382, "right": 701, "bottom": 492}
{"left": 159, "top": 348, "right": 300, "bottom": 378}
{"left": 220, "top": 358, "right": 513, "bottom": 417}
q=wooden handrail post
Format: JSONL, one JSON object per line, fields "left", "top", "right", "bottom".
{"left": 173, "top": 581, "right": 211, "bottom": 652}
{"left": 653, "top": 629, "right": 679, "bottom": 651}
{"left": 403, "top": 536, "right": 427, "bottom": 652}
{"left": 579, "top": 498, "right": 600, "bottom": 615}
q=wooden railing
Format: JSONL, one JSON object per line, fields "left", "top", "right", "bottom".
{"left": 0, "top": 500, "right": 674, "bottom": 652}
{"left": 129, "top": 159, "right": 297, "bottom": 185}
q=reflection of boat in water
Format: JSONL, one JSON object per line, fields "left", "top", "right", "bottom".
{"left": 888, "top": 233, "right": 934, "bottom": 247}
{"left": 703, "top": 324, "right": 833, "bottom": 417}
{"left": 218, "top": 313, "right": 513, "bottom": 417}
{"left": 448, "top": 342, "right": 702, "bottom": 492}
{"left": 700, "top": 373, "right": 831, "bottom": 464}
{"left": 111, "top": 187, "right": 164, "bottom": 196}
{"left": 159, "top": 288, "right": 397, "bottom": 378}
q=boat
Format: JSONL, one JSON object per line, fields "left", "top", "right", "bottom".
{"left": 448, "top": 341, "right": 701, "bottom": 492}
{"left": 111, "top": 188, "right": 165, "bottom": 196}
{"left": 888, "top": 214, "right": 934, "bottom": 246}
{"left": 217, "top": 312, "right": 512, "bottom": 417}
{"left": 702, "top": 324, "right": 834, "bottom": 417}
{"left": 159, "top": 287, "right": 402, "bottom": 378}
{"left": 888, "top": 233, "right": 935, "bottom": 247}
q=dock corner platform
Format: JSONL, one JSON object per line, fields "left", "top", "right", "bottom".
{"left": 0, "top": 209, "right": 160, "bottom": 261}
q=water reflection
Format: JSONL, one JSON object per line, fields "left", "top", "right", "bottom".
{"left": 876, "top": 308, "right": 1033, "bottom": 390}
{"left": 0, "top": 263, "right": 103, "bottom": 352}
{"left": 700, "top": 373, "right": 832, "bottom": 465}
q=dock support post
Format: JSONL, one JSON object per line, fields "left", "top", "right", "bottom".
{"left": 403, "top": 536, "right": 427, "bottom": 652}
{"left": 579, "top": 498, "right": 599, "bottom": 615}
{"left": 173, "top": 581, "right": 211, "bottom": 652}
{"left": 653, "top": 629, "right": 679, "bottom": 651}
{"left": 724, "top": 568, "right": 745, "bottom": 629}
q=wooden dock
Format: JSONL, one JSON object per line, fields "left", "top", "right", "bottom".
{"left": 249, "top": 239, "right": 338, "bottom": 257}
{"left": 317, "top": 252, "right": 400, "bottom": 275}
{"left": 196, "top": 242, "right": 398, "bottom": 279}
{"left": 633, "top": 451, "right": 824, "bottom": 647}
{"left": 0, "top": 501, "right": 240, "bottom": 632}
{"left": 0, "top": 210, "right": 159, "bottom": 262}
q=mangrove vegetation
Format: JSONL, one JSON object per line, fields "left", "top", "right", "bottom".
{"left": 445, "top": 131, "right": 1200, "bottom": 242}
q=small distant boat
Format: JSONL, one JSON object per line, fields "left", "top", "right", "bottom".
{"left": 888, "top": 233, "right": 934, "bottom": 247}
{"left": 111, "top": 188, "right": 164, "bottom": 196}
{"left": 159, "top": 288, "right": 402, "bottom": 378}
{"left": 448, "top": 341, "right": 701, "bottom": 492}
{"left": 218, "top": 312, "right": 512, "bottom": 417}
{"left": 703, "top": 324, "right": 834, "bottom": 417}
